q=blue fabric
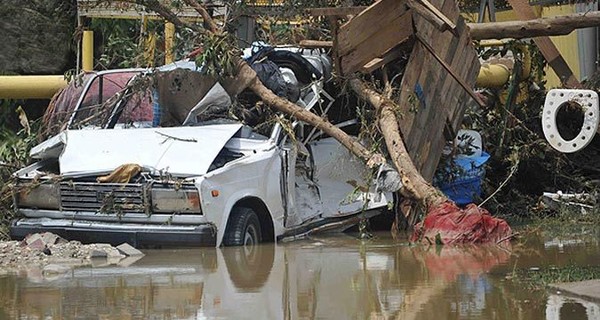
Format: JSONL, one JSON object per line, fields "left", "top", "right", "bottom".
{"left": 438, "top": 152, "right": 490, "bottom": 205}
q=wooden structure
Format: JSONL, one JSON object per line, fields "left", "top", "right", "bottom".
{"left": 396, "top": 0, "right": 480, "bottom": 181}
{"left": 320, "top": 0, "right": 480, "bottom": 181}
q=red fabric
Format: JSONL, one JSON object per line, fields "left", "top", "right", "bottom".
{"left": 410, "top": 201, "right": 512, "bottom": 245}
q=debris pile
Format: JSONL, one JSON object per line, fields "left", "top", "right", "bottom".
{"left": 0, "top": 232, "right": 144, "bottom": 277}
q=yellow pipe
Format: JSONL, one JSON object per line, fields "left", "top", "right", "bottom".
{"left": 475, "top": 44, "right": 532, "bottom": 88}
{"left": 82, "top": 30, "right": 94, "bottom": 71}
{"left": 144, "top": 33, "right": 157, "bottom": 67}
{"left": 0, "top": 76, "right": 68, "bottom": 99}
{"left": 479, "top": 40, "right": 510, "bottom": 47}
{"left": 164, "top": 22, "right": 175, "bottom": 64}
{"left": 476, "top": 64, "right": 511, "bottom": 88}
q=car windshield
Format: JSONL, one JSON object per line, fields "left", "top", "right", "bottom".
{"left": 69, "top": 71, "right": 153, "bottom": 129}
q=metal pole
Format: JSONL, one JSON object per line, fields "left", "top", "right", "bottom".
{"left": 82, "top": 30, "right": 94, "bottom": 71}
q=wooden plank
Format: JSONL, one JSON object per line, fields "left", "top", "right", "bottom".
{"left": 337, "top": 0, "right": 410, "bottom": 57}
{"left": 448, "top": 54, "right": 481, "bottom": 131}
{"left": 407, "top": 0, "right": 447, "bottom": 32}
{"left": 299, "top": 40, "right": 333, "bottom": 48}
{"left": 439, "top": 18, "right": 472, "bottom": 119}
{"left": 415, "top": 0, "right": 457, "bottom": 32}
{"left": 340, "top": 11, "right": 413, "bottom": 75}
{"left": 361, "top": 41, "right": 414, "bottom": 73}
{"left": 307, "top": 7, "right": 366, "bottom": 16}
{"left": 417, "top": 34, "right": 485, "bottom": 107}
{"left": 397, "top": 44, "right": 427, "bottom": 137}
{"left": 329, "top": 16, "right": 342, "bottom": 78}
{"left": 506, "top": 0, "right": 581, "bottom": 88}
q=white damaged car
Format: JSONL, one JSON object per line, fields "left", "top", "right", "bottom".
{"left": 11, "top": 48, "right": 394, "bottom": 247}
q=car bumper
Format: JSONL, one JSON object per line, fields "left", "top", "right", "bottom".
{"left": 11, "top": 218, "right": 216, "bottom": 247}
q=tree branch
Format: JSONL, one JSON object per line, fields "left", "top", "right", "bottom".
{"left": 182, "top": 0, "right": 220, "bottom": 33}
{"left": 349, "top": 78, "right": 446, "bottom": 208}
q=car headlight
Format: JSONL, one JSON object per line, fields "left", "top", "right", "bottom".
{"left": 151, "top": 186, "right": 201, "bottom": 214}
{"left": 16, "top": 182, "right": 60, "bottom": 210}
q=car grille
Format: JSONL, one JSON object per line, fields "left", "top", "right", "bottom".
{"left": 59, "top": 182, "right": 148, "bottom": 214}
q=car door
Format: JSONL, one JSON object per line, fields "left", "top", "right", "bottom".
{"left": 306, "top": 120, "right": 387, "bottom": 219}
{"left": 280, "top": 123, "right": 325, "bottom": 228}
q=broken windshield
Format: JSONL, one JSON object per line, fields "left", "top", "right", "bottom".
{"left": 69, "top": 71, "right": 153, "bottom": 129}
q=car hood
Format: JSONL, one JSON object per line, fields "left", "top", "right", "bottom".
{"left": 30, "top": 124, "right": 243, "bottom": 177}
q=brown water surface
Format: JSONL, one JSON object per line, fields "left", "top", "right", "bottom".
{"left": 0, "top": 230, "right": 599, "bottom": 319}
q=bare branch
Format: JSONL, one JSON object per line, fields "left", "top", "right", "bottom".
{"left": 182, "top": 0, "right": 220, "bottom": 33}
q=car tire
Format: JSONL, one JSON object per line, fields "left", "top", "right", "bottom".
{"left": 223, "top": 207, "right": 262, "bottom": 246}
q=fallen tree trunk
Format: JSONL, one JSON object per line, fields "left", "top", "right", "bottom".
{"left": 348, "top": 79, "right": 446, "bottom": 208}
{"left": 239, "top": 63, "right": 382, "bottom": 166}
{"left": 349, "top": 78, "right": 513, "bottom": 244}
{"left": 468, "top": 11, "right": 600, "bottom": 40}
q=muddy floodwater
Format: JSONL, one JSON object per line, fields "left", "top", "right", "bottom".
{"left": 1, "top": 230, "right": 599, "bottom": 319}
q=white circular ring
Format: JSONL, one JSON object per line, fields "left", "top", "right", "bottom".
{"left": 542, "top": 89, "right": 599, "bottom": 153}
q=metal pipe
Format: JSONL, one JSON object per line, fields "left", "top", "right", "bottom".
{"left": 476, "top": 64, "right": 511, "bottom": 88}
{"left": 0, "top": 76, "right": 68, "bottom": 99}
{"left": 82, "top": 30, "right": 94, "bottom": 71}
{"left": 165, "top": 22, "right": 175, "bottom": 64}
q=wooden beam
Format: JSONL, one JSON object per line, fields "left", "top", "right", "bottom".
{"left": 307, "top": 7, "right": 366, "bottom": 17}
{"left": 506, "top": 0, "right": 581, "bottom": 88}
{"left": 299, "top": 40, "right": 333, "bottom": 48}
{"left": 414, "top": 0, "right": 457, "bottom": 33}
{"left": 468, "top": 11, "right": 600, "bottom": 40}
{"left": 407, "top": 0, "right": 447, "bottom": 32}
{"left": 340, "top": 10, "right": 414, "bottom": 75}
{"left": 361, "top": 41, "right": 414, "bottom": 73}
{"left": 338, "top": 0, "right": 409, "bottom": 56}
{"left": 337, "top": 0, "right": 413, "bottom": 75}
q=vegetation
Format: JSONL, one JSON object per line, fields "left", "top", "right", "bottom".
{"left": 511, "top": 264, "right": 600, "bottom": 289}
{"left": 0, "top": 102, "right": 40, "bottom": 239}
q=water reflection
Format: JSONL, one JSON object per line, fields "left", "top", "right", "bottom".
{"left": 0, "top": 232, "right": 599, "bottom": 319}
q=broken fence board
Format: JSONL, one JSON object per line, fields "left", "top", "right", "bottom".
{"left": 340, "top": 10, "right": 413, "bottom": 75}
{"left": 361, "top": 41, "right": 414, "bottom": 74}
{"left": 337, "top": 0, "right": 412, "bottom": 75}
{"left": 338, "top": 0, "right": 408, "bottom": 56}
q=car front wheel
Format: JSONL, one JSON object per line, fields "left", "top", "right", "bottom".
{"left": 223, "top": 207, "right": 262, "bottom": 246}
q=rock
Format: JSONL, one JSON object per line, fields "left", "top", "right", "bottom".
{"left": 41, "top": 232, "right": 64, "bottom": 245}
{"left": 116, "top": 243, "right": 144, "bottom": 257}
{"left": 21, "top": 233, "right": 66, "bottom": 251}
